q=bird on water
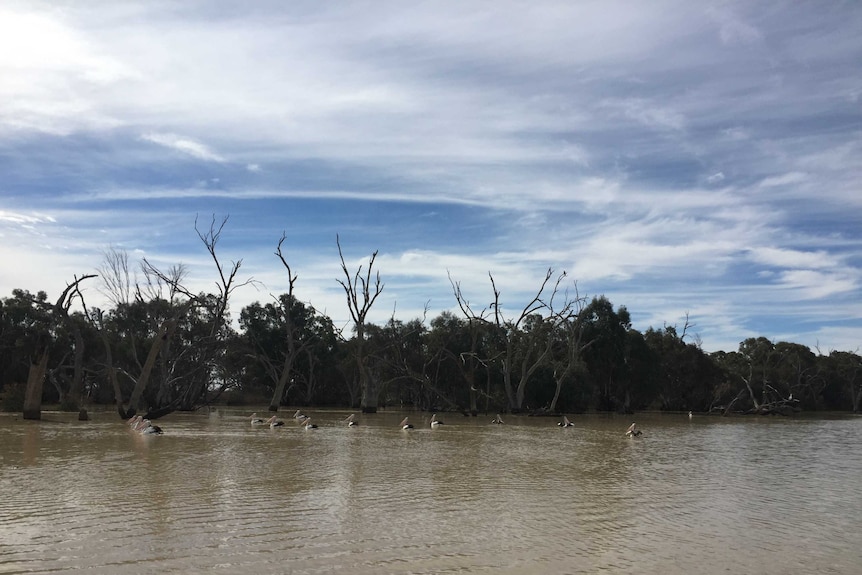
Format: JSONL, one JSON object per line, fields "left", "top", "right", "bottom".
{"left": 267, "top": 416, "right": 285, "bottom": 428}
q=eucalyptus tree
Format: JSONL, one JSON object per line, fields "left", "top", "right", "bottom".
{"left": 362, "top": 312, "right": 469, "bottom": 412}
{"left": 452, "top": 267, "right": 569, "bottom": 413}
{"left": 239, "top": 293, "right": 339, "bottom": 407}
{"left": 545, "top": 282, "right": 591, "bottom": 413}
{"left": 242, "top": 232, "right": 328, "bottom": 411}
{"left": 139, "top": 215, "right": 255, "bottom": 416}
{"left": 820, "top": 350, "right": 862, "bottom": 412}
{"left": 643, "top": 324, "right": 719, "bottom": 412}
{"left": 424, "top": 310, "right": 499, "bottom": 414}
{"left": 6, "top": 276, "right": 96, "bottom": 420}
{"left": 364, "top": 317, "right": 421, "bottom": 408}
{"left": 97, "top": 215, "right": 254, "bottom": 419}
{"left": 710, "top": 338, "right": 812, "bottom": 415}
{"left": 772, "top": 341, "right": 819, "bottom": 410}
{"left": 580, "top": 296, "right": 632, "bottom": 412}
{"left": 94, "top": 246, "right": 191, "bottom": 419}
{"left": 336, "top": 235, "right": 384, "bottom": 413}
{"left": 0, "top": 290, "right": 53, "bottom": 414}
{"left": 449, "top": 274, "right": 504, "bottom": 414}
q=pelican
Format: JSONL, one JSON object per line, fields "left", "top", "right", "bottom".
{"left": 345, "top": 413, "right": 358, "bottom": 427}
{"left": 430, "top": 413, "right": 444, "bottom": 427}
{"left": 558, "top": 416, "right": 574, "bottom": 427}
{"left": 140, "top": 419, "right": 163, "bottom": 434}
{"left": 267, "top": 415, "right": 285, "bottom": 428}
{"left": 293, "top": 409, "right": 310, "bottom": 423}
{"left": 688, "top": 411, "right": 693, "bottom": 419}
{"left": 491, "top": 414, "right": 504, "bottom": 424}
{"left": 626, "top": 422, "right": 642, "bottom": 437}
{"left": 302, "top": 418, "right": 318, "bottom": 430}
{"left": 250, "top": 413, "right": 265, "bottom": 425}
{"left": 400, "top": 417, "right": 414, "bottom": 430}
{"left": 128, "top": 415, "right": 144, "bottom": 428}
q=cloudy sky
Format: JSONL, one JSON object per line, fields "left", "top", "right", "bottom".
{"left": 1, "top": 1, "right": 860, "bottom": 353}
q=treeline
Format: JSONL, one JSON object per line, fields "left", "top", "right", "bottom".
{"left": 1, "top": 219, "right": 860, "bottom": 419}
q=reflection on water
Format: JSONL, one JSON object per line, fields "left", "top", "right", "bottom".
{"left": 1, "top": 411, "right": 860, "bottom": 574}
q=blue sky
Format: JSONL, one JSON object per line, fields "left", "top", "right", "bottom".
{"left": 1, "top": 1, "right": 860, "bottom": 353}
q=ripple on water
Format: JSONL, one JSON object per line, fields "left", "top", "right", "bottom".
{"left": 1, "top": 412, "right": 861, "bottom": 574}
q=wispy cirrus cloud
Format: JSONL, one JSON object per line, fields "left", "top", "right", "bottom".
{"left": 140, "top": 132, "right": 226, "bottom": 163}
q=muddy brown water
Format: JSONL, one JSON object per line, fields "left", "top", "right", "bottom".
{"left": 1, "top": 410, "right": 860, "bottom": 574}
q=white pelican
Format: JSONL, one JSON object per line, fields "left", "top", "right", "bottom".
{"left": 302, "top": 418, "right": 318, "bottom": 430}
{"left": 430, "top": 413, "right": 444, "bottom": 427}
{"left": 250, "top": 413, "right": 265, "bottom": 425}
{"left": 139, "top": 419, "right": 163, "bottom": 434}
{"left": 491, "top": 414, "right": 504, "bottom": 424}
{"left": 345, "top": 413, "right": 358, "bottom": 427}
{"left": 267, "top": 416, "right": 285, "bottom": 428}
{"left": 626, "top": 422, "right": 642, "bottom": 437}
{"left": 558, "top": 416, "right": 574, "bottom": 427}
{"left": 400, "top": 417, "right": 414, "bottom": 430}
{"left": 293, "top": 410, "right": 309, "bottom": 423}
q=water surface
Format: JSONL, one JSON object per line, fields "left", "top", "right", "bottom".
{"left": 1, "top": 410, "right": 860, "bottom": 574}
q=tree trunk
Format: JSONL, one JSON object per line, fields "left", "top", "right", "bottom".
{"left": 126, "top": 319, "right": 175, "bottom": 416}
{"left": 23, "top": 351, "right": 49, "bottom": 420}
{"left": 360, "top": 371, "right": 379, "bottom": 413}
{"left": 67, "top": 327, "right": 86, "bottom": 410}
{"left": 549, "top": 378, "right": 563, "bottom": 412}
{"left": 269, "top": 354, "right": 296, "bottom": 411}
{"left": 501, "top": 358, "right": 517, "bottom": 411}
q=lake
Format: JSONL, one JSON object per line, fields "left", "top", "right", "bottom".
{"left": 1, "top": 410, "right": 860, "bottom": 574}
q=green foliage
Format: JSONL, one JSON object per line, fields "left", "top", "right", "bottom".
{"left": 2, "top": 281, "right": 859, "bottom": 415}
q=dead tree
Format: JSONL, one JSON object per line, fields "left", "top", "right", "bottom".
{"left": 452, "top": 267, "right": 564, "bottom": 413}
{"left": 336, "top": 235, "right": 383, "bottom": 413}
{"left": 265, "top": 233, "right": 321, "bottom": 411}
{"left": 547, "top": 282, "right": 591, "bottom": 413}
{"left": 449, "top": 272, "right": 493, "bottom": 415}
{"left": 101, "top": 215, "right": 254, "bottom": 419}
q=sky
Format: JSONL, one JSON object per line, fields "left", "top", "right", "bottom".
{"left": 1, "top": 1, "right": 860, "bottom": 354}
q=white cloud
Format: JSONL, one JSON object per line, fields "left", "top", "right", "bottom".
{"left": 774, "top": 269, "right": 858, "bottom": 300}
{"left": 759, "top": 172, "right": 808, "bottom": 188}
{"left": 747, "top": 247, "right": 841, "bottom": 270}
{"left": 140, "top": 132, "right": 225, "bottom": 163}
{"left": 0, "top": 1, "right": 860, "bottom": 354}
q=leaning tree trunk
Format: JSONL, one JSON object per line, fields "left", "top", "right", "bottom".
{"left": 269, "top": 354, "right": 296, "bottom": 412}
{"left": 125, "top": 318, "right": 175, "bottom": 417}
{"left": 23, "top": 351, "right": 50, "bottom": 420}
{"left": 549, "top": 378, "right": 564, "bottom": 413}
